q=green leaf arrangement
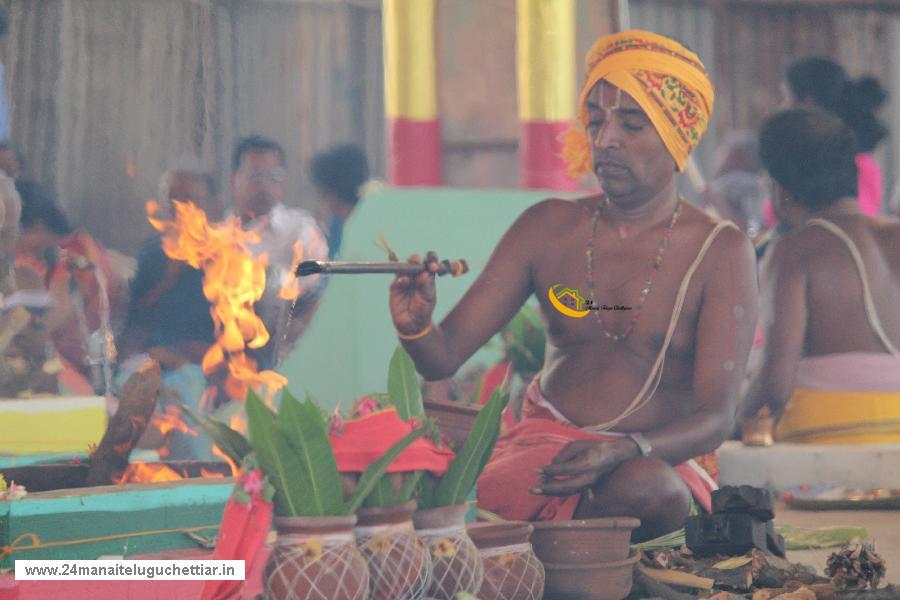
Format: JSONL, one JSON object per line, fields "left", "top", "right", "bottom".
{"left": 185, "top": 387, "right": 430, "bottom": 517}
{"left": 428, "top": 382, "right": 510, "bottom": 508}
{"left": 362, "top": 346, "right": 430, "bottom": 508}
{"left": 384, "top": 345, "right": 512, "bottom": 510}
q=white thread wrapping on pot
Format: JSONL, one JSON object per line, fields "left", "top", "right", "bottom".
{"left": 414, "top": 525, "right": 464, "bottom": 538}
{"left": 276, "top": 531, "right": 355, "bottom": 546}
{"left": 418, "top": 525, "right": 484, "bottom": 599}
{"left": 356, "top": 521, "right": 431, "bottom": 600}
{"left": 354, "top": 520, "right": 415, "bottom": 538}
{"left": 479, "top": 542, "right": 545, "bottom": 600}
{"left": 478, "top": 542, "right": 532, "bottom": 558}
{"left": 265, "top": 531, "right": 369, "bottom": 600}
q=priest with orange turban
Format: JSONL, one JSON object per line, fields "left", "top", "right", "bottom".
{"left": 388, "top": 30, "right": 758, "bottom": 543}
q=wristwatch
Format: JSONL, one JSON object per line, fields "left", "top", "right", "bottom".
{"left": 627, "top": 432, "right": 652, "bottom": 457}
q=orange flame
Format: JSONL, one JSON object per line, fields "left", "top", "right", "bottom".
{"left": 211, "top": 444, "right": 239, "bottom": 476}
{"left": 151, "top": 406, "right": 197, "bottom": 438}
{"left": 200, "top": 468, "right": 225, "bottom": 478}
{"left": 278, "top": 233, "right": 326, "bottom": 301}
{"left": 116, "top": 462, "right": 183, "bottom": 484}
{"left": 147, "top": 199, "right": 287, "bottom": 400}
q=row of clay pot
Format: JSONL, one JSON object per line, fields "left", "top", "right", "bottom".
{"left": 262, "top": 502, "right": 545, "bottom": 600}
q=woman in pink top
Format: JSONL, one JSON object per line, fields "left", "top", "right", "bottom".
{"left": 764, "top": 57, "right": 888, "bottom": 224}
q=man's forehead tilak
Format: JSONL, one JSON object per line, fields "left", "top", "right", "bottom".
{"left": 586, "top": 81, "right": 648, "bottom": 120}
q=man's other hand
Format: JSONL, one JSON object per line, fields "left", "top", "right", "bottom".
{"left": 532, "top": 438, "right": 639, "bottom": 496}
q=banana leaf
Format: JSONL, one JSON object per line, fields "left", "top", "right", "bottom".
{"left": 180, "top": 403, "right": 251, "bottom": 466}
{"left": 245, "top": 390, "right": 310, "bottom": 517}
{"left": 777, "top": 525, "right": 868, "bottom": 550}
{"left": 431, "top": 382, "right": 510, "bottom": 507}
{"left": 277, "top": 390, "right": 345, "bottom": 516}
{"left": 632, "top": 524, "right": 871, "bottom": 552}
{"left": 387, "top": 345, "right": 425, "bottom": 420}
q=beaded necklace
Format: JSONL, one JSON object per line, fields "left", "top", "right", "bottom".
{"left": 586, "top": 197, "right": 684, "bottom": 341}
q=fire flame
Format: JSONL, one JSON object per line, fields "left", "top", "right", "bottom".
{"left": 278, "top": 236, "right": 326, "bottom": 301}
{"left": 151, "top": 406, "right": 197, "bottom": 438}
{"left": 147, "top": 199, "right": 287, "bottom": 400}
{"left": 116, "top": 462, "right": 183, "bottom": 484}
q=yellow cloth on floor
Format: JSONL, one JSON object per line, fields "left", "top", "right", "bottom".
{"left": 0, "top": 396, "right": 106, "bottom": 454}
{"left": 776, "top": 388, "right": 900, "bottom": 444}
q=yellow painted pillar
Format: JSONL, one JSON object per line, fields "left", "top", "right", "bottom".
{"left": 517, "top": 0, "right": 577, "bottom": 190}
{"left": 383, "top": 0, "right": 441, "bottom": 185}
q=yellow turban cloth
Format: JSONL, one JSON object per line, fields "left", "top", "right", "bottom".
{"left": 562, "top": 30, "right": 714, "bottom": 175}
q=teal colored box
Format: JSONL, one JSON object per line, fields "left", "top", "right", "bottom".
{"left": 1, "top": 479, "right": 231, "bottom": 570}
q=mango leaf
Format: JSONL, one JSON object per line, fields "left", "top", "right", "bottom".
{"left": 416, "top": 472, "right": 438, "bottom": 510}
{"left": 180, "top": 403, "right": 251, "bottom": 466}
{"left": 278, "top": 390, "right": 345, "bottom": 516}
{"left": 362, "top": 476, "right": 397, "bottom": 508}
{"left": 433, "top": 383, "right": 510, "bottom": 507}
{"left": 245, "top": 390, "right": 307, "bottom": 517}
{"left": 345, "top": 423, "right": 432, "bottom": 514}
{"left": 398, "top": 470, "right": 424, "bottom": 502}
{"left": 387, "top": 345, "right": 424, "bottom": 420}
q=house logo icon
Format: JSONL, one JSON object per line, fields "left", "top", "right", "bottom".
{"left": 548, "top": 284, "right": 591, "bottom": 318}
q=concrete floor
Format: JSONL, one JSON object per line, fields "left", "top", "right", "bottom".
{"left": 775, "top": 501, "right": 900, "bottom": 585}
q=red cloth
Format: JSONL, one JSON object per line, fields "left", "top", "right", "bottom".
{"left": 200, "top": 471, "right": 273, "bottom": 600}
{"left": 478, "top": 361, "right": 511, "bottom": 405}
{"left": 330, "top": 407, "right": 455, "bottom": 475}
{"left": 477, "top": 378, "right": 716, "bottom": 521}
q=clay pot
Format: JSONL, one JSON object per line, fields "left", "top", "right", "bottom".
{"left": 423, "top": 399, "right": 481, "bottom": 449}
{"left": 355, "top": 501, "right": 430, "bottom": 600}
{"left": 264, "top": 515, "right": 369, "bottom": 600}
{"left": 531, "top": 517, "right": 640, "bottom": 564}
{"left": 468, "top": 521, "right": 545, "bottom": 600}
{"left": 542, "top": 550, "right": 641, "bottom": 600}
{"left": 412, "top": 503, "right": 484, "bottom": 600}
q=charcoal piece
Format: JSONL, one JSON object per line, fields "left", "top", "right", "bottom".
{"left": 766, "top": 521, "right": 786, "bottom": 558}
{"left": 686, "top": 513, "right": 768, "bottom": 557}
{"left": 711, "top": 485, "right": 775, "bottom": 521}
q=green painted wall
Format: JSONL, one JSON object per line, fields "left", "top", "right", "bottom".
{"left": 279, "top": 186, "right": 563, "bottom": 410}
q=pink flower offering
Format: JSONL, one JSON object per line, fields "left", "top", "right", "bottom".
{"left": 356, "top": 396, "right": 379, "bottom": 417}
{"left": 330, "top": 407, "right": 345, "bottom": 436}
{"left": 242, "top": 469, "right": 265, "bottom": 496}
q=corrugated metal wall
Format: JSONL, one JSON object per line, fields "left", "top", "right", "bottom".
{"left": 0, "top": 0, "right": 385, "bottom": 254}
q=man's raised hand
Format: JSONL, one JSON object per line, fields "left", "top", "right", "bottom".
{"left": 389, "top": 251, "right": 440, "bottom": 337}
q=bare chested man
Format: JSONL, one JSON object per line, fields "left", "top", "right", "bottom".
{"left": 743, "top": 109, "right": 900, "bottom": 444}
{"left": 389, "top": 31, "right": 757, "bottom": 541}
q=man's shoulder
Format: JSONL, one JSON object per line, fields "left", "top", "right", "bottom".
{"left": 682, "top": 203, "right": 753, "bottom": 261}
{"left": 514, "top": 195, "right": 597, "bottom": 230}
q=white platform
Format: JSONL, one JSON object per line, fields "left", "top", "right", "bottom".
{"left": 718, "top": 440, "right": 900, "bottom": 491}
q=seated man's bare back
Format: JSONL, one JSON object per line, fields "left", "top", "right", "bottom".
{"left": 745, "top": 109, "right": 900, "bottom": 443}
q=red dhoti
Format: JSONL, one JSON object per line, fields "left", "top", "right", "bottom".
{"left": 477, "top": 377, "right": 717, "bottom": 521}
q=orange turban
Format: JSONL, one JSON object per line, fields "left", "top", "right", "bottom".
{"left": 562, "top": 30, "right": 714, "bottom": 175}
